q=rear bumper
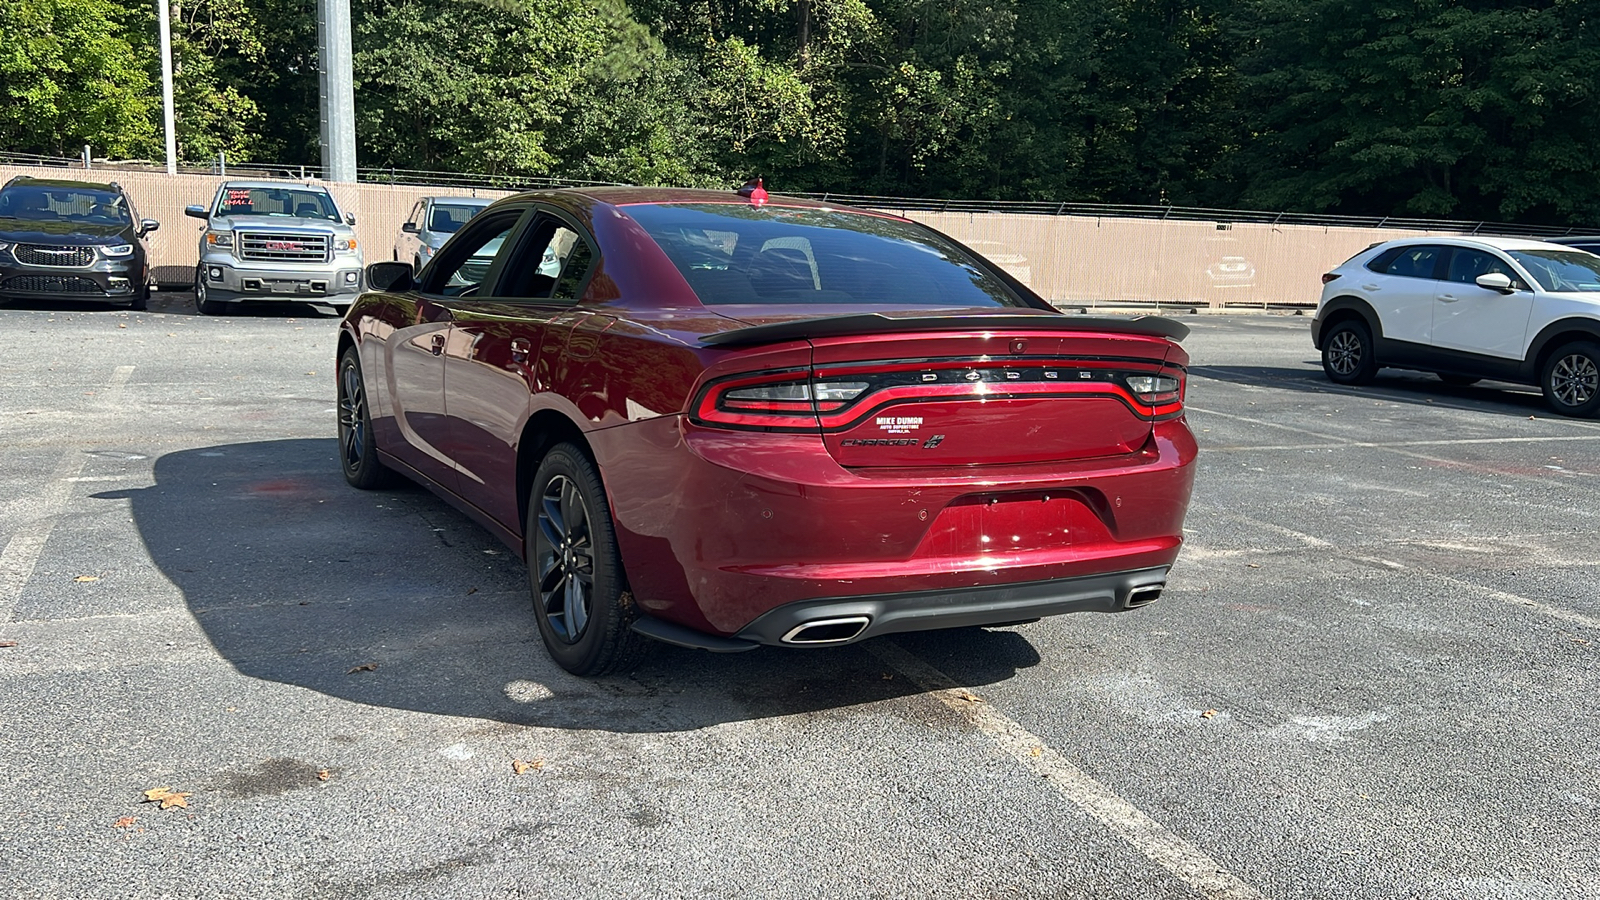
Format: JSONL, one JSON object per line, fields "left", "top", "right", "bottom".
{"left": 735, "top": 564, "right": 1170, "bottom": 646}
{"left": 595, "top": 416, "right": 1197, "bottom": 637}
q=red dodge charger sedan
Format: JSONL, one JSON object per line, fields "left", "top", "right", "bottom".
{"left": 337, "top": 186, "right": 1196, "bottom": 675}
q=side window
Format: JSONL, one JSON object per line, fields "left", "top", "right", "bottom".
{"left": 420, "top": 210, "right": 525, "bottom": 297}
{"left": 1366, "top": 247, "right": 1405, "bottom": 273}
{"left": 1379, "top": 245, "right": 1446, "bottom": 279}
{"left": 498, "top": 217, "right": 598, "bottom": 302}
{"left": 1446, "top": 249, "right": 1514, "bottom": 285}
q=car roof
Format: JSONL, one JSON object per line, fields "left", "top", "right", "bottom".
{"left": 426, "top": 196, "right": 493, "bottom": 205}
{"left": 1373, "top": 235, "right": 1587, "bottom": 253}
{"left": 1544, "top": 235, "right": 1600, "bottom": 244}
{"left": 559, "top": 185, "right": 870, "bottom": 213}
{"left": 4, "top": 175, "right": 122, "bottom": 192}
{"left": 218, "top": 180, "right": 333, "bottom": 192}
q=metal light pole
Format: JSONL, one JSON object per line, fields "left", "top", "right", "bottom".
{"left": 157, "top": 0, "right": 177, "bottom": 174}
{"left": 317, "top": 0, "right": 358, "bottom": 182}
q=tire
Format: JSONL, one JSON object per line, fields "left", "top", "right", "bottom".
{"left": 526, "top": 443, "right": 650, "bottom": 676}
{"left": 1437, "top": 374, "right": 1480, "bottom": 386}
{"left": 337, "top": 347, "right": 398, "bottom": 489}
{"left": 194, "top": 266, "right": 224, "bottom": 315}
{"left": 1540, "top": 340, "right": 1600, "bottom": 417}
{"left": 128, "top": 285, "right": 148, "bottom": 311}
{"left": 1322, "top": 320, "right": 1378, "bottom": 385}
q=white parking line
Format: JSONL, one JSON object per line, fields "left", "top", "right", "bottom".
{"left": 0, "top": 366, "right": 134, "bottom": 625}
{"left": 869, "top": 641, "right": 1269, "bottom": 900}
{"left": 1188, "top": 406, "right": 1600, "bottom": 491}
{"left": 1220, "top": 514, "right": 1600, "bottom": 632}
{"left": 1205, "top": 435, "right": 1600, "bottom": 453}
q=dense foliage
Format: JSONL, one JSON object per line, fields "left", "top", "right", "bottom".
{"left": 3, "top": 0, "right": 1599, "bottom": 225}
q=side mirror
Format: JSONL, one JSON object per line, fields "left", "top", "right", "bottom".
{"left": 367, "top": 261, "right": 415, "bottom": 293}
{"left": 401, "top": 222, "right": 419, "bottom": 234}
{"left": 184, "top": 205, "right": 208, "bottom": 219}
{"left": 139, "top": 219, "right": 160, "bottom": 235}
{"left": 345, "top": 213, "right": 357, "bottom": 226}
{"left": 1475, "top": 272, "right": 1514, "bottom": 293}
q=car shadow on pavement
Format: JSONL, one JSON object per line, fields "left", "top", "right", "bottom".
{"left": 100, "top": 438, "right": 1040, "bottom": 734}
{"left": 1188, "top": 364, "right": 1550, "bottom": 416}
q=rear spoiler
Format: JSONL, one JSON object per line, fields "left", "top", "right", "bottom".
{"left": 701, "top": 311, "right": 1190, "bottom": 346}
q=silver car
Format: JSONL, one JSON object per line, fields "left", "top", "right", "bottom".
{"left": 185, "top": 181, "right": 364, "bottom": 315}
{"left": 395, "top": 196, "right": 492, "bottom": 270}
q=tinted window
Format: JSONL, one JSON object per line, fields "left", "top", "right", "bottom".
{"left": 427, "top": 204, "right": 485, "bottom": 234}
{"left": 1366, "top": 247, "right": 1405, "bottom": 273}
{"left": 624, "top": 203, "right": 1029, "bottom": 307}
{"left": 217, "top": 187, "right": 339, "bottom": 221}
{"left": 422, "top": 212, "right": 522, "bottom": 297}
{"left": 1507, "top": 250, "right": 1600, "bottom": 293}
{"left": 1379, "top": 245, "right": 1445, "bottom": 279}
{"left": 0, "top": 186, "right": 130, "bottom": 224}
{"left": 497, "top": 220, "right": 595, "bottom": 301}
{"left": 1446, "top": 249, "right": 1515, "bottom": 284}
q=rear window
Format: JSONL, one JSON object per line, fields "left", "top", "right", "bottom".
{"left": 623, "top": 203, "right": 1029, "bottom": 307}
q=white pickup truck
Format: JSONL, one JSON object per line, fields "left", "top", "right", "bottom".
{"left": 185, "top": 180, "right": 364, "bottom": 315}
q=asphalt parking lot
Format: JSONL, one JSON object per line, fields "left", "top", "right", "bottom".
{"left": 2, "top": 293, "right": 1596, "bottom": 899}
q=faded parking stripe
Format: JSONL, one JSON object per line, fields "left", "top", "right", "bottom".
{"left": 870, "top": 640, "right": 1269, "bottom": 900}
{"left": 0, "top": 365, "right": 134, "bottom": 624}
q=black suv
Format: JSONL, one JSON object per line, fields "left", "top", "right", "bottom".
{"left": 0, "top": 176, "right": 159, "bottom": 310}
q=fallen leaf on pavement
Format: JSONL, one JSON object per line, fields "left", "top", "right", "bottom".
{"left": 113, "top": 816, "right": 137, "bottom": 828}
{"left": 347, "top": 662, "right": 378, "bottom": 674}
{"left": 512, "top": 758, "right": 545, "bottom": 775}
{"left": 1029, "top": 746, "right": 1043, "bottom": 758}
{"left": 141, "top": 787, "right": 191, "bottom": 810}
{"left": 0, "top": 640, "right": 17, "bottom": 648}
{"left": 316, "top": 769, "right": 330, "bottom": 781}
{"left": 952, "top": 690, "right": 983, "bottom": 704}
{"left": 74, "top": 575, "right": 100, "bottom": 582}
{"left": 1201, "top": 709, "right": 1218, "bottom": 719}
{"left": 1246, "top": 564, "right": 1261, "bottom": 569}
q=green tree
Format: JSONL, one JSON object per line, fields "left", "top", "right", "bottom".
{"left": 1230, "top": 0, "right": 1600, "bottom": 223}
{"left": 0, "top": 0, "right": 159, "bottom": 158}
{"left": 354, "top": 0, "right": 609, "bottom": 176}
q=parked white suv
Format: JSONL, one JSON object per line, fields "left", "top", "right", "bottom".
{"left": 1312, "top": 236, "right": 1600, "bottom": 417}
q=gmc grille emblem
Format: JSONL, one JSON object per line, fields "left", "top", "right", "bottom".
{"left": 265, "top": 241, "right": 304, "bottom": 251}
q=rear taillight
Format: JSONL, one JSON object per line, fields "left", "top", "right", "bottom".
{"left": 693, "top": 372, "right": 869, "bottom": 430}
{"left": 1121, "top": 371, "right": 1184, "bottom": 419}
{"left": 696, "top": 364, "right": 1185, "bottom": 430}
{"left": 1321, "top": 272, "right": 1341, "bottom": 284}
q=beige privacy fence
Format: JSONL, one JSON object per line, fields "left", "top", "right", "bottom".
{"left": 3, "top": 163, "right": 1458, "bottom": 306}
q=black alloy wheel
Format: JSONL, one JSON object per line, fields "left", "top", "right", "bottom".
{"left": 1541, "top": 341, "right": 1600, "bottom": 417}
{"left": 337, "top": 347, "right": 396, "bottom": 488}
{"left": 1322, "top": 320, "right": 1378, "bottom": 385}
{"left": 527, "top": 443, "right": 649, "bottom": 676}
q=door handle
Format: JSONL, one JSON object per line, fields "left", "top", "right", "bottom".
{"left": 430, "top": 333, "right": 446, "bottom": 355}
{"left": 1438, "top": 295, "right": 1459, "bottom": 303}
{"left": 1361, "top": 283, "right": 1379, "bottom": 291}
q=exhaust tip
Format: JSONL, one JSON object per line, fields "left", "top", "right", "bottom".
{"left": 782, "top": 616, "right": 871, "bottom": 645}
{"left": 1126, "top": 584, "right": 1164, "bottom": 608}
